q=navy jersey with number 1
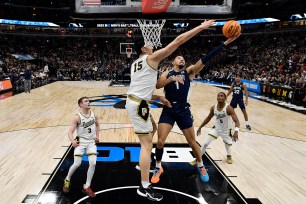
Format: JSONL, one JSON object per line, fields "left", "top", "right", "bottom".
{"left": 164, "top": 68, "right": 190, "bottom": 104}
{"left": 159, "top": 68, "right": 194, "bottom": 130}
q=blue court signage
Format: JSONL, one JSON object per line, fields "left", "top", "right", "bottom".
{"left": 241, "top": 79, "right": 261, "bottom": 94}
{"left": 82, "top": 146, "right": 194, "bottom": 163}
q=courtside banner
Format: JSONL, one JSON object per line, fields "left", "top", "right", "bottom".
{"left": 241, "top": 79, "right": 261, "bottom": 94}
{"left": 142, "top": 0, "right": 172, "bottom": 14}
{"left": 0, "top": 79, "right": 13, "bottom": 92}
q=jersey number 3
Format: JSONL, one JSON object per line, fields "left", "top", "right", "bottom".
{"left": 133, "top": 61, "right": 143, "bottom": 73}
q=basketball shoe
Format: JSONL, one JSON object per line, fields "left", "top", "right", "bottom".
{"left": 246, "top": 125, "right": 251, "bottom": 131}
{"left": 82, "top": 185, "right": 96, "bottom": 198}
{"left": 137, "top": 184, "right": 163, "bottom": 201}
{"left": 227, "top": 155, "right": 233, "bottom": 164}
{"left": 151, "top": 167, "right": 164, "bottom": 183}
{"left": 63, "top": 179, "right": 71, "bottom": 193}
{"left": 197, "top": 166, "right": 209, "bottom": 182}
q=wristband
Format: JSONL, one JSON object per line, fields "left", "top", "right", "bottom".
{"left": 234, "top": 127, "right": 239, "bottom": 132}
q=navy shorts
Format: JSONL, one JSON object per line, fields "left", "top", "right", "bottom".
{"left": 230, "top": 98, "right": 245, "bottom": 110}
{"left": 158, "top": 103, "right": 194, "bottom": 130}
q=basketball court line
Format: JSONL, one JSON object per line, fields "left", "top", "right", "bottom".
{"left": 33, "top": 145, "right": 73, "bottom": 204}
{"left": 73, "top": 186, "right": 206, "bottom": 204}
{"left": 204, "top": 153, "right": 249, "bottom": 204}
{"left": 32, "top": 135, "right": 251, "bottom": 204}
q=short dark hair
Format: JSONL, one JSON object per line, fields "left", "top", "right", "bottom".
{"left": 218, "top": 92, "right": 227, "bottom": 97}
{"left": 134, "top": 39, "right": 145, "bottom": 56}
{"left": 170, "top": 50, "right": 183, "bottom": 62}
{"left": 78, "top": 97, "right": 88, "bottom": 107}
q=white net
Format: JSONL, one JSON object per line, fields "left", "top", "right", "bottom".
{"left": 126, "top": 51, "right": 132, "bottom": 58}
{"left": 137, "top": 19, "right": 166, "bottom": 49}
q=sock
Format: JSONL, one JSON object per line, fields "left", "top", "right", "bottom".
{"left": 141, "top": 181, "right": 151, "bottom": 188}
{"left": 225, "top": 144, "right": 232, "bottom": 155}
{"left": 197, "top": 161, "right": 204, "bottom": 168}
{"left": 246, "top": 121, "right": 249, "bottom": 126}
{"left": 156, "top": 162, "right": 161, "bottom": 168}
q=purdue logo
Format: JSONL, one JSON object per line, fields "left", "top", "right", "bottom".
{"left": 142, "top": 108, "right": 148, "bottom": 116}
{"left": 138, "top": 100, "right": 149, "bottom": 121}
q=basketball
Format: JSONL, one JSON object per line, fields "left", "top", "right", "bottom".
{"left": 222, "top": 20, "right": 241, "bottom": 38}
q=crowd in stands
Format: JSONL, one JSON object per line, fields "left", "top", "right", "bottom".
{"left": 205, "top": 31, "right": 306, "bottom": 90}
{"left": 0, "top": 26, "right": 305, "bottom": 98}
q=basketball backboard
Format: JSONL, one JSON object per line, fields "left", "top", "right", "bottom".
{"left": 75, "top": 0, "right": 236, "bottom": 19}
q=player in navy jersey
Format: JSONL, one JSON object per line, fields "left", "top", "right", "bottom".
{"left": 227, "top": 74, "right": 251, "bottom": 130}
{"left": 151, "top": 34, "right": 240, "bottom": 184}
{"left": 126, "top": 20, "right": 215, "bottom": 201}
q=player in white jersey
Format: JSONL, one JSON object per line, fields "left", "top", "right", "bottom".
{"left": 196, "top": 92, "right": 240, "bottom": 164}
{"left": 126, "top": 20, "right": 215, "bottom": 201}
{"left": 63, "top": 97, "right": 100, "bottom": 198}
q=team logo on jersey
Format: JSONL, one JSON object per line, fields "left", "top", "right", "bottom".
{"left": 88, "top": 94, "right": 163, "bottom": 109}
{"left": 138, "top": 100, "right": 150, "bottom": 121}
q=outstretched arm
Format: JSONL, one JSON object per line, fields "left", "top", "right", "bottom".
{"left": 187, "top": 34, "right": 241, "bottom": 80}
{"left": 147, "top": 20, "right": 215, "bottom": 69}
{"left": 197, "top": 106, "right": 214, "bottom": 136}
{"left": 226, "top": 105, "right": 240, "bottom": 142}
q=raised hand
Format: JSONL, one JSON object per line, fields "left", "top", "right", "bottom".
{"left": 224, "top": 33, "right": 241, "bottom": 46}
{"left": 200, "top": 20, "right": 215, "bottom": 30}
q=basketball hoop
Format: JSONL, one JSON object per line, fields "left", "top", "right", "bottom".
{"left": 126, "top": 50, "right": 132, "bottom": 58}
{"left": 137, "top": 19, "right": 166, "bottom": 49}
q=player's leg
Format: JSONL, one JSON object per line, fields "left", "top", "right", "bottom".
{"left": 136, "top": 114, "right": 157, "bottom": 172}
{"left": 138, "top": 133, "right": 153, "bottom": 183}
{"left": 152, "top": 110, "right": 175, "bottom": 183}
{"left": 82, "top": 143, "right": 97, "bottom": 197}
{"left": 221, "top": 130, "right": 233, "bottom": 164}
{"left": 137, "top": 132, "right": 163, "bottom": 201}
{"left": 182, "top": 127, "right": 209, "bottom": 182}
{"left": 63, "top": 145, "right": 85, "bottom": 193}
{"left": 200, "top": 129, "right": 218, "bottom": 155}
{"left": 126, "top": 97, "right": 163, "bottom": 201}
{"left": 239, "top": 100, "right": 251, "bottom": 130}
{"left": 177, "top": 107, "right": 209, "bottom": 182}
{"left": 190, "top": 129, "right": 217, "bottom": 166}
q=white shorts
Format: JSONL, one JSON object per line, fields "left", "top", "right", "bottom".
{"left": 209, "top": 128, "right": 232, "bottom": 145}
{"left": 126, "top": 95, "right": 152, "bottom": 135}
{"left": 74, "top": 142, "right": 97, "bottom": 157}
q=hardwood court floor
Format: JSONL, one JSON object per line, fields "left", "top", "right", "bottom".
{"left": 0, "top": 81, "right": 305, "bottom": 204}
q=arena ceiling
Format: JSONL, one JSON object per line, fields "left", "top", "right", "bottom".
{"left": 0, "top": 0, "right": 305, "bottom": 25}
